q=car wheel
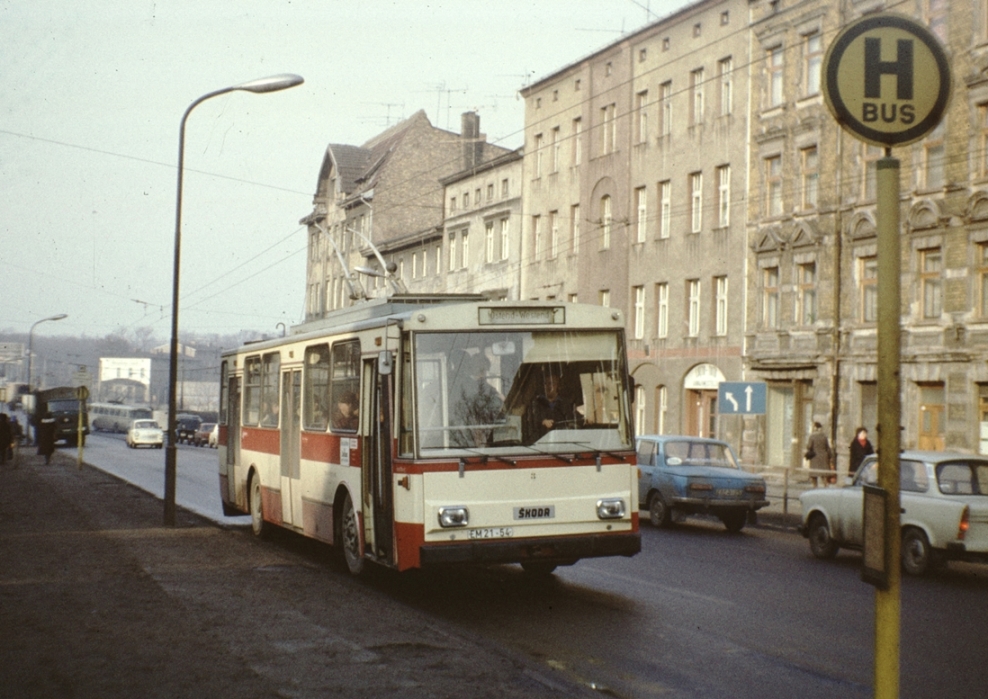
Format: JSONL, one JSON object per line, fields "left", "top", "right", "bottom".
{"left": 249, "top": 473, "right": 268, "bottom": 538}
{"left": 340, "top": 492, "right": 364, "bottom": 575}
{"left": 720, "top": 509, "right": 747, "bottom": 533}
{"left": 902, "top": 528, "right": 934, "bottom": 576}
{"left": 648, "top": 491, "right": 671, "bottom": 528}
{"left": 808, "top": 513, "right": 839, "bottom": 559}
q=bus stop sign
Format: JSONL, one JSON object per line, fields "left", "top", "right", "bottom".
{"left": 823, "top": 13, "right": 950, "bottom": 147}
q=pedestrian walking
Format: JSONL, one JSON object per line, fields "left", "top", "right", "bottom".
{"left": 0, "top": 414, "right": 10, "bottom": 467}
{"left": 37, "top": 416, "right": 56, "bottom": 465}
{"left": 805, "top": 421, "right": 834, "bottom": 487}
{"left": 848, "top": 427, "right": 874, "bottom": 480}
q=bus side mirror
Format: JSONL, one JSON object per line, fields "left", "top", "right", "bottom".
{"left": 378, "top": 350, "right": 393, "bottom": 376}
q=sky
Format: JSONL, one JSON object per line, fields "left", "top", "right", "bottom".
{"left": 1, "top": 0, "right": 692, "bottom": 342}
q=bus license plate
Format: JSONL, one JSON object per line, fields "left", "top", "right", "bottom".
{"left": 468, "top": 527, "right": 513, "bottom": 540}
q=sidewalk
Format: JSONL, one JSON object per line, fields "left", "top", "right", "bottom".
{"left": 0, "top": 448, "right": 593, "bottom": 699}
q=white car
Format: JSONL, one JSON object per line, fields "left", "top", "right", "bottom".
{"left": 800, "top": 451, "right": 988, "bottom": 575}
{"left": 126, "top": 419, "right": 164, "bottom": 449}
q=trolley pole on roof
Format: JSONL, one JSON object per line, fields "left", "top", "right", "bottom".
{"left": 164, "top": 74, "right": 303, "bottom": 526}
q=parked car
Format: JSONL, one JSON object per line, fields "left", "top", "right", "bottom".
{"left": 175, "top": 414, "right": 202, "bottom": 445}
{"left": 800, "top": 451, "right": 988, "bottom": 575}
{"left": 126, "top": 419, "right": 164, "bottom": 449}
{"left": 207, "top": 423, "right": 218, "bottom": 448}
{"left": 193, "top": 422, "right": 216, "bottom": 447}
{"left": 636, "top": 435, "right": 769, "bottom": 532}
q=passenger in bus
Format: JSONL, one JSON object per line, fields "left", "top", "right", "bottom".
{"left": 450, "top": 353, "right": 503, "bottom": 445}
{"left": 528, "top": 366, "right": 581, "bottom": 440}
{"left": 332, "top": 391, "right": 359, "bottom": 431}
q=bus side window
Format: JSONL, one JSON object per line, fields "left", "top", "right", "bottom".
{"left": 304, "top": 345, "right": 330, "bottom": 430}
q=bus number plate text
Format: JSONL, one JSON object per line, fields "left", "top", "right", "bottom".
{"left": 468, "top": 527, "right": 514, "bottom": 540}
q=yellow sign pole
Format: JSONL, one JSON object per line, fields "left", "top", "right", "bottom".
{"left": 875, "top": 152, "right": 901, "bottom": 699}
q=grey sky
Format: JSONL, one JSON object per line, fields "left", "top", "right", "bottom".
{"left": 1, "top": 0, "right": 688, "bottom": 340}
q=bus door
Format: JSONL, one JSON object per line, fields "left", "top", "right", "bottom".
{"left": 280, "top": 370, "right": 302, "bottom": 527}
{"left": 226, "top": 376, "right": 241, "bottom": 504}
{"left": 362, "top": 352, "right": 395, "bottom": 564}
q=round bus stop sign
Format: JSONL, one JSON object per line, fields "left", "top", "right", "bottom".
{"left": 823, "top": 13, "right": 950, "bottom": 147}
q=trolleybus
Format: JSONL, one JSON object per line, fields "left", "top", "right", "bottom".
{"left": 218, "top": 295, "right": 640, "bottom": 575}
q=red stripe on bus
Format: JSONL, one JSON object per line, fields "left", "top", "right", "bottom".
{"left": 392, "top": 454, "right": 635, "bottom": 475}
{"left": 395, "top": 521, "right": 424, "bottom": 571}
{"left": 300, "top": 431, "right": 360, "bottom": 464}
{"left": 242, "top": 426, "right": 280, "bottom": 455}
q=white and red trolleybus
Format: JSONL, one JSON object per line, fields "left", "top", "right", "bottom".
{"left": 218, "top": 295, "right": 640, "bottom": 575}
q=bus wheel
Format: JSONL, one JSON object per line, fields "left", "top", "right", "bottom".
{"left": 249, "top": 473, "right": 268, "bottom": 538}
{"left": 340, "top": 492, "right": 364, "bottom": 576}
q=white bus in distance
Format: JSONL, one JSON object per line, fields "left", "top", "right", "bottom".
{"left": 218, "top": 295, "right": 640, "bottom": 576}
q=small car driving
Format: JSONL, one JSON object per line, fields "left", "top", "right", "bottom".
{"left": 126, "top": 419, "right": 164, "bottom": 449}
{"left": 637, "top": 435, "right": 769, "bottom": 532}
{"left": 800, "top": 451, "right": 988, "bottom": 575}
{"left": 193, "top": 422, "right": 216, "bottom": 447}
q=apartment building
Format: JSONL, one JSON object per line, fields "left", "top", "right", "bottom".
{"left": 520, "top": 0, "right": 750, "bottom": 441}
{"left": 746, "top": 0, "right": 988, "bottom": 470}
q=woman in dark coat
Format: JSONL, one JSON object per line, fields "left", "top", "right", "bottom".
{"left": 0, "top": 414, "right": 10, "bottom": 466}
{"left": 848, "top": 427, "right": 874, "bottom": 479}
{"left": 37, "top": 416, "right": 56, "bottom": 464}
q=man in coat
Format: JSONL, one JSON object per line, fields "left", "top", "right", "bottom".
{"left": 806, "top": 421, "right": 834, "bottom": 487}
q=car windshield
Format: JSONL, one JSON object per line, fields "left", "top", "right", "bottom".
{"left": 409, "top": 329, "right": 631, "bottom": 455}
{"left": 663, "top": 440, "right": 738, "bottom": 468}
{"left": 936, "top": 461, "right": 988, "bottom": 495}
{"left": 134, "top": 420, "right": 159, "bottom": 429}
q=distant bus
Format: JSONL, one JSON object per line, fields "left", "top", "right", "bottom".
{"left": 89, "top": 402, "right": 153, "bottom": 433}
{"left": 219, "top": 295, "right": 640, "bottom": 576}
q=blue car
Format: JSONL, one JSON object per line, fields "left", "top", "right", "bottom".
{"left": 637, "top": 435, "right": 768, "bottom": 532}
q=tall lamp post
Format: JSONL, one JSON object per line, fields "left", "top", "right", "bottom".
{"left": 27, "top": 313, "right": 68, "bottom": 390}
{"left": 165, "top": 74, "right": 304, "bottom": 526}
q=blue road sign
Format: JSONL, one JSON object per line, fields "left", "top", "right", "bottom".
{"left": 718, "top": 382, "right": 766, "bottom": 415}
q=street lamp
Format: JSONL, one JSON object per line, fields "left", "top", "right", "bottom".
{"left": 27, "top": 313, "right": 68, "bottom": 390}
{"left": 165, "top": 74, "right": 304, "bottom": 526}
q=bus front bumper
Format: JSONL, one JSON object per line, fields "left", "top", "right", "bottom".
{"left": 419, "top": 531, "right": 641, "bottom": 567}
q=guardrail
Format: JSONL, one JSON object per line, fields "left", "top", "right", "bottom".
{"left": 741, "top": 465, "right": 853, "bottom": 526}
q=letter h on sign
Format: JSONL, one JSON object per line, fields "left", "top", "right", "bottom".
{"left": 864, "top": 38, "right": 913, "bottom": 99}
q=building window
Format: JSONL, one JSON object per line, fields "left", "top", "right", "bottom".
{"left": 549, "top": 210, "right": 559, "bottom": 259}
{"left": 804, "top": 33, "right": 823, "bottom": 96}
{"left": 600, "top": 289, "right": 610, "bottom": 308}
{"left": 716, "top": 165, "right": 730, "bottom": 227}
{"left": 659, "top": 81, "right": 672, "bottom": 137}
{"left": 687, "top": 279, "right": 701, "bottom": 337}
{"left": 448, "top": 233, "right": 457, "bottom": 272}
{"left": 600, "top": 195, "right": 612, "bottom": 249}
{"left": 801, "top": 146, "right": 819, "bottom": 210}
{"left": 690, "top": 172, "right": 703, "bottom": 233}
{"left": 861, "top": 256, "right": 878, "bottom": 323}
{"left": 656, "top": 385, "right": 668, "bottom": 435}
{"left": 499, "top": 218, "right": 510, "bottom": 261}
{"left": 636, "top": 186, "right": 648, "bottom": 243}
{"left": 449, "top": 196, "right": 457, "bottom": 213}
{"left": 636, "top": 90, "right": 648, "bottom": 143}
{"left": 766, "top": 155, "right": 783, "bottom": 217}
{"left": 463, "top": 191, "right": 469, "bottom": 208}
{"left": 532, "top": 215, "right": 542, "bottom": 261}
{"left": 570, "top": 204, "right": 580, "bottom": 255}
{"left": 639, "top": 48, "right": 647, "bottom": 63}
{"left": 501, "top": 178, "right": 509, "bottom": 198}
{"left": 534, "top": 133, "right": 544, "bottom": 178}
{"left": 485, "top": 221, "right": 495, "bottom": 263}
{"left": 920, "top": 247, "right": 942, "bottom": 319}
{"left": 662, "top": 37, "right": 670, "bottom": 51}
{"left": 798, "top": 262, "right": 817, "bottom": 325}
{"left": 763, "top": 266, "right": 780, "bottom": 328}
{"left": 633, "top": 285, "right": 646, "bottom": 340}
{"left": 656, "top": 282, "right": 669, "bottom": 338}
{"left": 460, "top": 232, "right": 469, "bottom": 270}
{"left": 635, "top": 385, "right": 646, "bottom": 437}
{"left": 572, "top": 117, "right": 583, "bottom": 165}
{"left": 768, "top": 46, "right": 784, "bottom": 108}
{"left": 690, "top": 68, "right": 704, "bottom": 124}
{"left": 412, "top": 251, "right": 419, "bottom": 279}
{"left": 862, "top": 143, "right": 882, "bottom": 201}
{"left": 924, "top": 122, "right": 945, "bottom": 190}
{"left": 718, "top": 57, "right": 733, "bottom": 116}
{"left": 980, "top": 105, "right": 988, "bottom": 178}
{"left": 693, "top": 22, "right": 702, "bottom": 37}
{"left": 601, "top": 103, "right": 617, "bottom": 154}
{"left": 551, "top": 126, "right": 561, "bottom": 173}
{"left": 980, "top": 243, "right": 988, "bottom": 317}
{"left": 487, "top": 183, "right": 494, "bottom": 201}
{"left": 659, "top": 180, "right": 671, "bottom": 239}
{"left": 715, "top": 276, "right": 728, "bottom": 336}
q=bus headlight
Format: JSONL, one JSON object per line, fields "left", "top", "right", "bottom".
{"left": 596, "top": 498, "right": 626, "bottom": 520}
{"left": 438, "top": 506, "right": 469, "bottom": 528}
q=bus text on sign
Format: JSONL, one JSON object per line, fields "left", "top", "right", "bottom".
{"left": 823, "top": 13, "right": 950, "bottom": 147}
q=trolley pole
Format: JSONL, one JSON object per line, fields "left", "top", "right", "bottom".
{"left": 875, "top": 153, "right": 901, "bottom": 699}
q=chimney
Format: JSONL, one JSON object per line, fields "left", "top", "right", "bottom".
{"left": 461, "top": 111, "right": 483, "bottom": 170}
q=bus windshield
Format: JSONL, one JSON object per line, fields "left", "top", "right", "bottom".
{"left": 411, "top": 330, "right": 631, "bottom": 455}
